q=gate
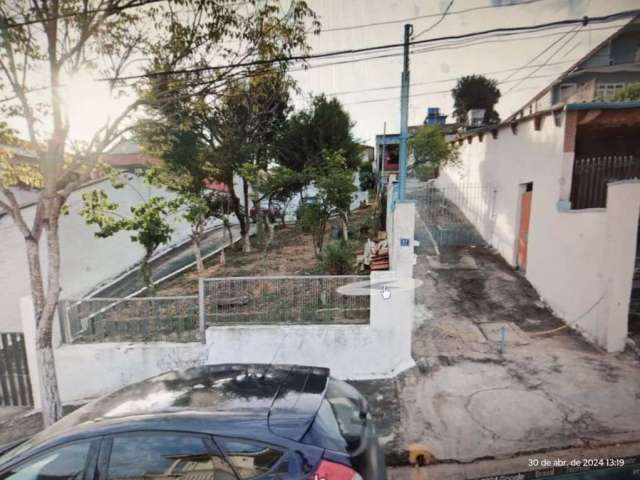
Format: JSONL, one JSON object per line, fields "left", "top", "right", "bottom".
{"left": 570, "top": 155, "right": 638, "bottom": 209}
{"left": 414, "top": 182, "right": 496, "bottom": 248}
{"left": 0, "top": 333, "right": 34, "bottom": 407}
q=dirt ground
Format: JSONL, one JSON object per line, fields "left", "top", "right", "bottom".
{"left": 386, "top": 182, "right": 640, "bottom": 475}
{"left": 157, "top": 205, "right": 377, "bottom": 296}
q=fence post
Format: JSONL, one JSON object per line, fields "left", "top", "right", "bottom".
{"left": 198, "top": 278, "right": 206, "bottom": 344}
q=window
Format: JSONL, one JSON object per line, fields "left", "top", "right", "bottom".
{"left": 595, "top": 83, "right": 625, "bottom": 100}
{"left": 325, "top": 379, "right": 368, "bottom": 452}
{"left": 107, "top": 433, "right": 235, "bottom": 480}
{"left": 0, "top": 441, "right": 91, "bottom": 480}
{"left": 215, "top": 438, "right": 282, "bottom": 479}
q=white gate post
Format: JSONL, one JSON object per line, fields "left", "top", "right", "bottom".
{"left": 19, "top": 296, "right": 42, "bottom": 410}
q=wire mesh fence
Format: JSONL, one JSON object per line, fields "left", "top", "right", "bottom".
{"left": 59, "top": 296, "right": 199, "bottom": 344}
{"left": 413, "top": 182, "right": 496, "bottom": 248}
{"left": 200, "top": 276, "right": 371, "bottom": 326}
{"left": 59, "top": 275, "right": 371, "bottom": 344}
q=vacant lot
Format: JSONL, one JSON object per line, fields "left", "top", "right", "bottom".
{"left": 157, "top": 205, "right": 376, "bottom": 296}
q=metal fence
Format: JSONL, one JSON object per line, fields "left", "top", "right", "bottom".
{"left": 59, "top": 275, "right": 371, "bottom": 344}
{"left": 570, "top": 155, "right": 639, "bottom": 209}
{"left": 200, "top": 276, "right": 371, "bottom": 327}
{"left": 0, "top": 332, "right": 34, "bottom": 406}
{"left": 59, "top": 296, "right": 199, "bottom": 344}
{"left": 413, "top": 182, "right": 496, "bottom": 248}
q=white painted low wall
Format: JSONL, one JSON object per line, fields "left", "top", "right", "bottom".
{"left": 21, "top": 270, "right": 416, "bottom": 403}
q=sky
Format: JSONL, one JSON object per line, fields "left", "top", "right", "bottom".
{"left": 288, "top": 0, "right": 638, "bottom": 144}
{"left": 12, "top": 0, "right": 640, "bottom": 148}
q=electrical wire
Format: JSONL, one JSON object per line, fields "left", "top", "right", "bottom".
{"left": 504, "top": 24, "right": 583, "bottom": 95}
{"left": 98, "top": 8, "right": 640, "bottom": 82}
{"left": 412, "top": 0, "right": 455, "bottom": 39}
{"left": 320, "top": 0, "right": 549, "bottom": 34}
{"left": 0, "top": 0, "right": 166, "bottom": 28}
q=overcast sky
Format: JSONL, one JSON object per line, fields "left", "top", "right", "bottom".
{"left": 13, "top": 0, "right": 639, "bottom": 148}
{"left": 291, "top": 0, "right": 638, "bottom": 145}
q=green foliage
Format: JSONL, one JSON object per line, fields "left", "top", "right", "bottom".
{"left": 358, "top": 161, "right": 376, "bottom": 191}
{"left": 613, "top": 83, "right": 640, "bottom": 101}
{"left": 277, "top": 95, "right": 361, "bottom": 174}
{"left": 414, "top": 163, "right": 439, "bottom": 182}
{"left": 296, "top": 150, "right": 357, "bottom": 255}
{"left": 452, "top": 75, "right": 501, "bottom": 125}
{"left": 297, "top": 200, "right": 326, "bottom": 235}
{"left": 409, "top": 124, "right": 459, "bottom": 173}
{"left": 80, "top": 188, "right": 174, "bottom": 290}
{"left": 321, "top": 241, "right": 355, "bottom": 275}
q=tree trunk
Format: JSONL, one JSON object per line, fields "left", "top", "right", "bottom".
{"left": 37, "top": 214, "right": 64, "bottom": 426}
{"left": 192, "top": 235, "right": 204, "bottom": 274}
{"left": 341, "top": 211, "right": 349, "bottom": 241}
{"left": 265, "top": 214, "right": 275, "bottom": 242}
{"left": 219, "top": 248, "right": 226, "bottom": 265}
{"left": 241, "top": 178, "right": 251, "bottom": 252}
{"left": 141, "top": 251, "right": 155, "bottom": 295}
{"left": 227, "top": 179, "right": 250, "bottom": 253}
{"left": 36, "top": 345, "right": 63, "bottom": 426}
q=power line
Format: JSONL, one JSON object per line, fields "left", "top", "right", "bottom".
{"left": 412, "top": 0, "right": 455, "bottom": 39}
{"left": 294, "top": 72, "right": 560, "bottom": 106}
{"left": 289, "top": 23, "right": 619, "bottom": 73}
{"left": 0, "top": 0, "right": 166, "bottom": 28}
{"left": 319, "top": 0, "right": 548, "bottom": 34}
{"left": 504, "top": 24, "right": 583, "bottom": 95}
{"left": 99, "top": 8, "right": 640, "bottom": 81}
{"left": 306, "top": 65, "right": 574, "bottom": 98}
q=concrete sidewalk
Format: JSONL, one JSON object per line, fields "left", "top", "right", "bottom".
{"left": 392, "top": 178, "right": 640, "bottom": 468}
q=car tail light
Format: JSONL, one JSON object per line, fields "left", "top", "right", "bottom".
{"left": 312, "top": 460, "right": 363, "bottom": 480}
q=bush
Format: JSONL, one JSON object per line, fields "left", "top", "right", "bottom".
{"left": 321, "top": 240, "right": 355, "bottom": 275}
{"left": 414, "top": 163, "right": 439, "bottom": 181}
{"left": 358, "top": 161, "right": 376, "bottom": 191}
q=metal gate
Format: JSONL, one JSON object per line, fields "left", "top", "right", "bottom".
{"left": 414, "top": 182, "right": 496, "bottom": 248}
{"left": 0, "top": 332, "right": 34, "bottom": 406}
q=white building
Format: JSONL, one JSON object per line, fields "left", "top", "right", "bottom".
{"left": 439, "top": 17, "right": 640, "bottom": 352}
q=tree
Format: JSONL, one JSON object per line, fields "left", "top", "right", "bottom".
{"left": 409, "top": 124, "right": 459, "bottom": 178}
{"left": 211, "top": 69, "right": 294, "bottom": 252}
{"left": 277, "top": 95, "right": 361, "bottom": 174}
{"left": 0, "top": 0, "right": 317, "bottom": 425}
{"left": 298, "top": 151, "right": 356, "bottom": 256}
{"left": 137, "top": 125, "right": 228, "bottom": 275}
{"left": 613, "top": 83, "right": 640, "bottom": 101}
{"left": 452, "top": 75, "right": 501, "bottom": 125}
{"left": 81, "top": 189, "right": 173, "bottom": 293}
{"left": 358, "top": 161, "right": 376, "bottom": 191}
{"left": 240, "top": 163, "right": 302, "bottom": 240}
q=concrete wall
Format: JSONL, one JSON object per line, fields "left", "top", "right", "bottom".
{"left": 21, "top": 268, "right": 416, "bottom": 404}
{"left": 440, "top": 113, "right": 640, "bottom": 351}
{"left": 1, "top": 175, "right": 204, "bottom": 332}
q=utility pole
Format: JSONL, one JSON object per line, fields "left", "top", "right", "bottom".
{"left": 398, "top": 23, "right": 412, "bottom": 201}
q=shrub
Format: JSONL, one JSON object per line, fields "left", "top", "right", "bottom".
{"left": 321, "top": 240, "right": 355, "bottom": 275}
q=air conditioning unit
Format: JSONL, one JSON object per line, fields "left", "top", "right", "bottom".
{"left": 467, "top": 109, "right": 486, "bottom": 128}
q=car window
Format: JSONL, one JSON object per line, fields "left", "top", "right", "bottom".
{"left": 325, "top": 379, "right": 367, "bottom": 452}
{"left": 214, "top": 438, "right": 282, "bottom": 480}
{"left": 0, "top": 441, "right": 91, "bottom": 480}
{"left": 106, "top": 433, "right": 235, "bottom": 480}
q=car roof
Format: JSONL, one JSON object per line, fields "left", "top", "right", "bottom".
{"left": 8, "top": 364, "right": 329, "bottom": 460}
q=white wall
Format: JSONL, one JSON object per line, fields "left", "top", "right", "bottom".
{"left": 21, "top": 268, "right": 416, "bottom": 404}
{"left": 1, "top": 175, "right": 201, "bottom": 332}
{"left": 439, "top": 114, "right": 640, "bottom": 351}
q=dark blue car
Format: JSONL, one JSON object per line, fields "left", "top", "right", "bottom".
{"left": 0, "top": 364, "right": 386, "bottom": 480}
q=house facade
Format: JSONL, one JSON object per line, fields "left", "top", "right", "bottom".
{"left": 439, "top": 17, "right": 640, "bottom": 352}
